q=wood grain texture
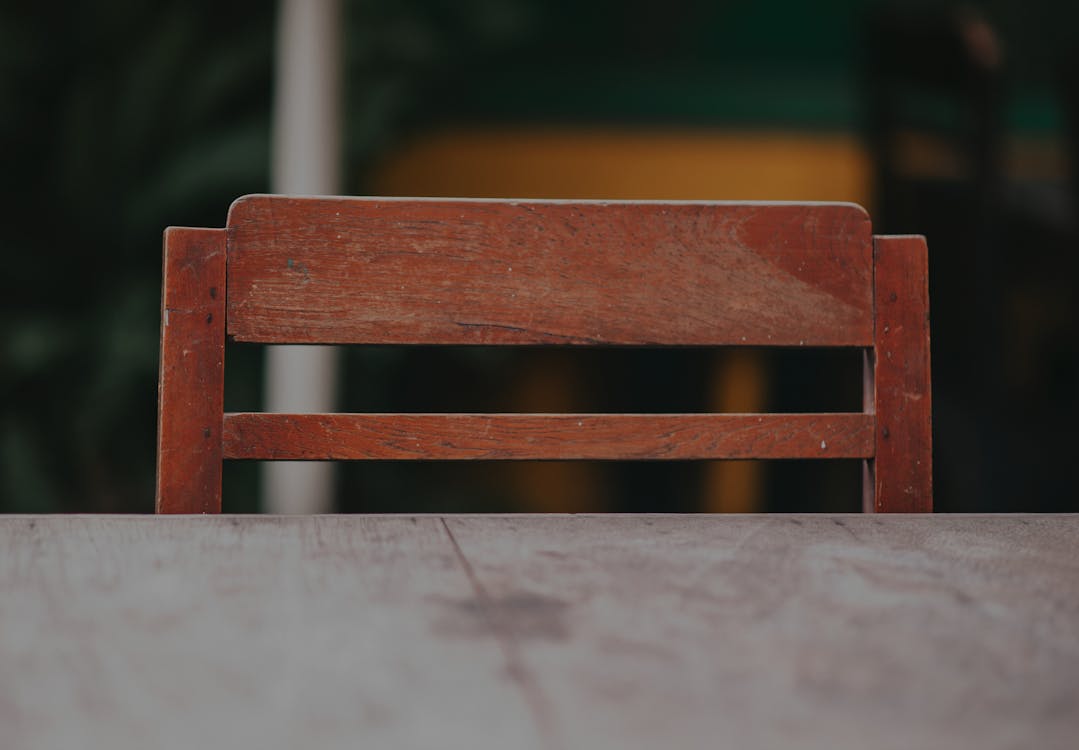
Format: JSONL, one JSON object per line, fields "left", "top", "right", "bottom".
{"left": 225, "top": 195, "right": 873, "bottom": 346}
{"left": 3, "top": 514, "right": 1077, "bottom": 750}
{"left": 221, "top": 412, "right": 875, "bottom": 460}
{"left": 156, "top": 228, "right": 226, "bottom": 514}
{"left": 0, "top": 515, "right": 545, "bottom": 750}
{"left": 446, "top": 514, "right": 1079, "bottom": 750}
{"left": 873, "top": 236, "right": 933, "bottom": 512}
{"left": 153, "top": 198, "right": 937, "bottom": 513}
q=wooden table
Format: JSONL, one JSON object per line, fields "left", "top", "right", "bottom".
{"left": 2, "top": 514, "right": 1077, "bottom": 749}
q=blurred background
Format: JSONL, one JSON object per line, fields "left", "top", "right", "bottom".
{"left": 2, "top": 0, "right": 1076, "bottom": 514}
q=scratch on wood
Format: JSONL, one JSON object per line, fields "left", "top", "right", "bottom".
{"left": 440, "top": 518, "right": 565, "bottom": 749}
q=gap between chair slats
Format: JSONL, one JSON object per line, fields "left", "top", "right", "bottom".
{"left": 222, "top": 413, "right": 874, "bottom": 461}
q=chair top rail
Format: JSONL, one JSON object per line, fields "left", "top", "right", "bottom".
{"left": 225, "top": 195, "right": 873, "bottom": 346}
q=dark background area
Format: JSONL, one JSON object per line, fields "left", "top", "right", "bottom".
{"left": 2, "top": 0, "right": 1076, "bottom": 513}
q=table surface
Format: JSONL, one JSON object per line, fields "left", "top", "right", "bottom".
{"left": 2, "top": 514, "right": 1077, "bottom": 750}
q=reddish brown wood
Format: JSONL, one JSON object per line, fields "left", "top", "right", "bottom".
{"left": 225, "top": 196, "right": 873, "bottom": 346}
{"left": 156, "top": 228, "right": 226, "bottom": 514}
{"left": 872, "top": 235, "right": 933, "bottom": 512}
{"left": 222, "top": 412, "right": 875, "bottom": 461}
{"left": 154, "top": 197, "right": 935, "bottom": 513}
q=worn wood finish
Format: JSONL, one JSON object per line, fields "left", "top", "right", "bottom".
{"left": 3, "top": 514, "right": 1077, "bottom": 750}
{"left": 872, "top": 236, "right": 933, "bottom": 512}
{"left": 155, "top": 196, "right": 935, "bottom": 513}
{"left": 225, "top": 196, "right": 873, "bottom": 346}
{"left": 222, "top": 412, "right": 875, "bottom": 460}
{"left": 156, "top": 228, "right": 226, "bottom": 514}
{"left": 0, "top": 515, "right": 545, "bottom": 750}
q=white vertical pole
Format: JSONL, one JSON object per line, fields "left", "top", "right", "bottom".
{"left": 264, "top": 0, "right": 343, "bottom": 513}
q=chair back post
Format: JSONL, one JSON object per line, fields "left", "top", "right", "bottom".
{"left": 869, "top": 235, "right": 933, "bottom": 512}
{"left": 156, "top": 227, "right": 226, "bottom": 514}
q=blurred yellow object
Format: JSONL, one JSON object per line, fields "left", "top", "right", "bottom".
{"left": 372, "top": 127, "right": 871, "bottom": 204}
{"left": 370, "top": 127, "right": 872, "bottom": 513}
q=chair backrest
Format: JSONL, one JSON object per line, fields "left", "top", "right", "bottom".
{"left": 156, "top": 195, "right": 932, "bottom": 513}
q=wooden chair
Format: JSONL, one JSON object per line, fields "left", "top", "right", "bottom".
{"left": 156, "top": 196, "right": 932, "bottom": 513}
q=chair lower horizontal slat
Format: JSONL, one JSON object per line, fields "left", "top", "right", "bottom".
{"left": 222, "top": 413, "right": 874, "bottom": 461}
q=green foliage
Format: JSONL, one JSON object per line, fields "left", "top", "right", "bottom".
{"left": 1, "top": 3, "right": 272, "bottom": 510}
{"left": 0, "top": 0, "right": 533, "bottom": 511}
